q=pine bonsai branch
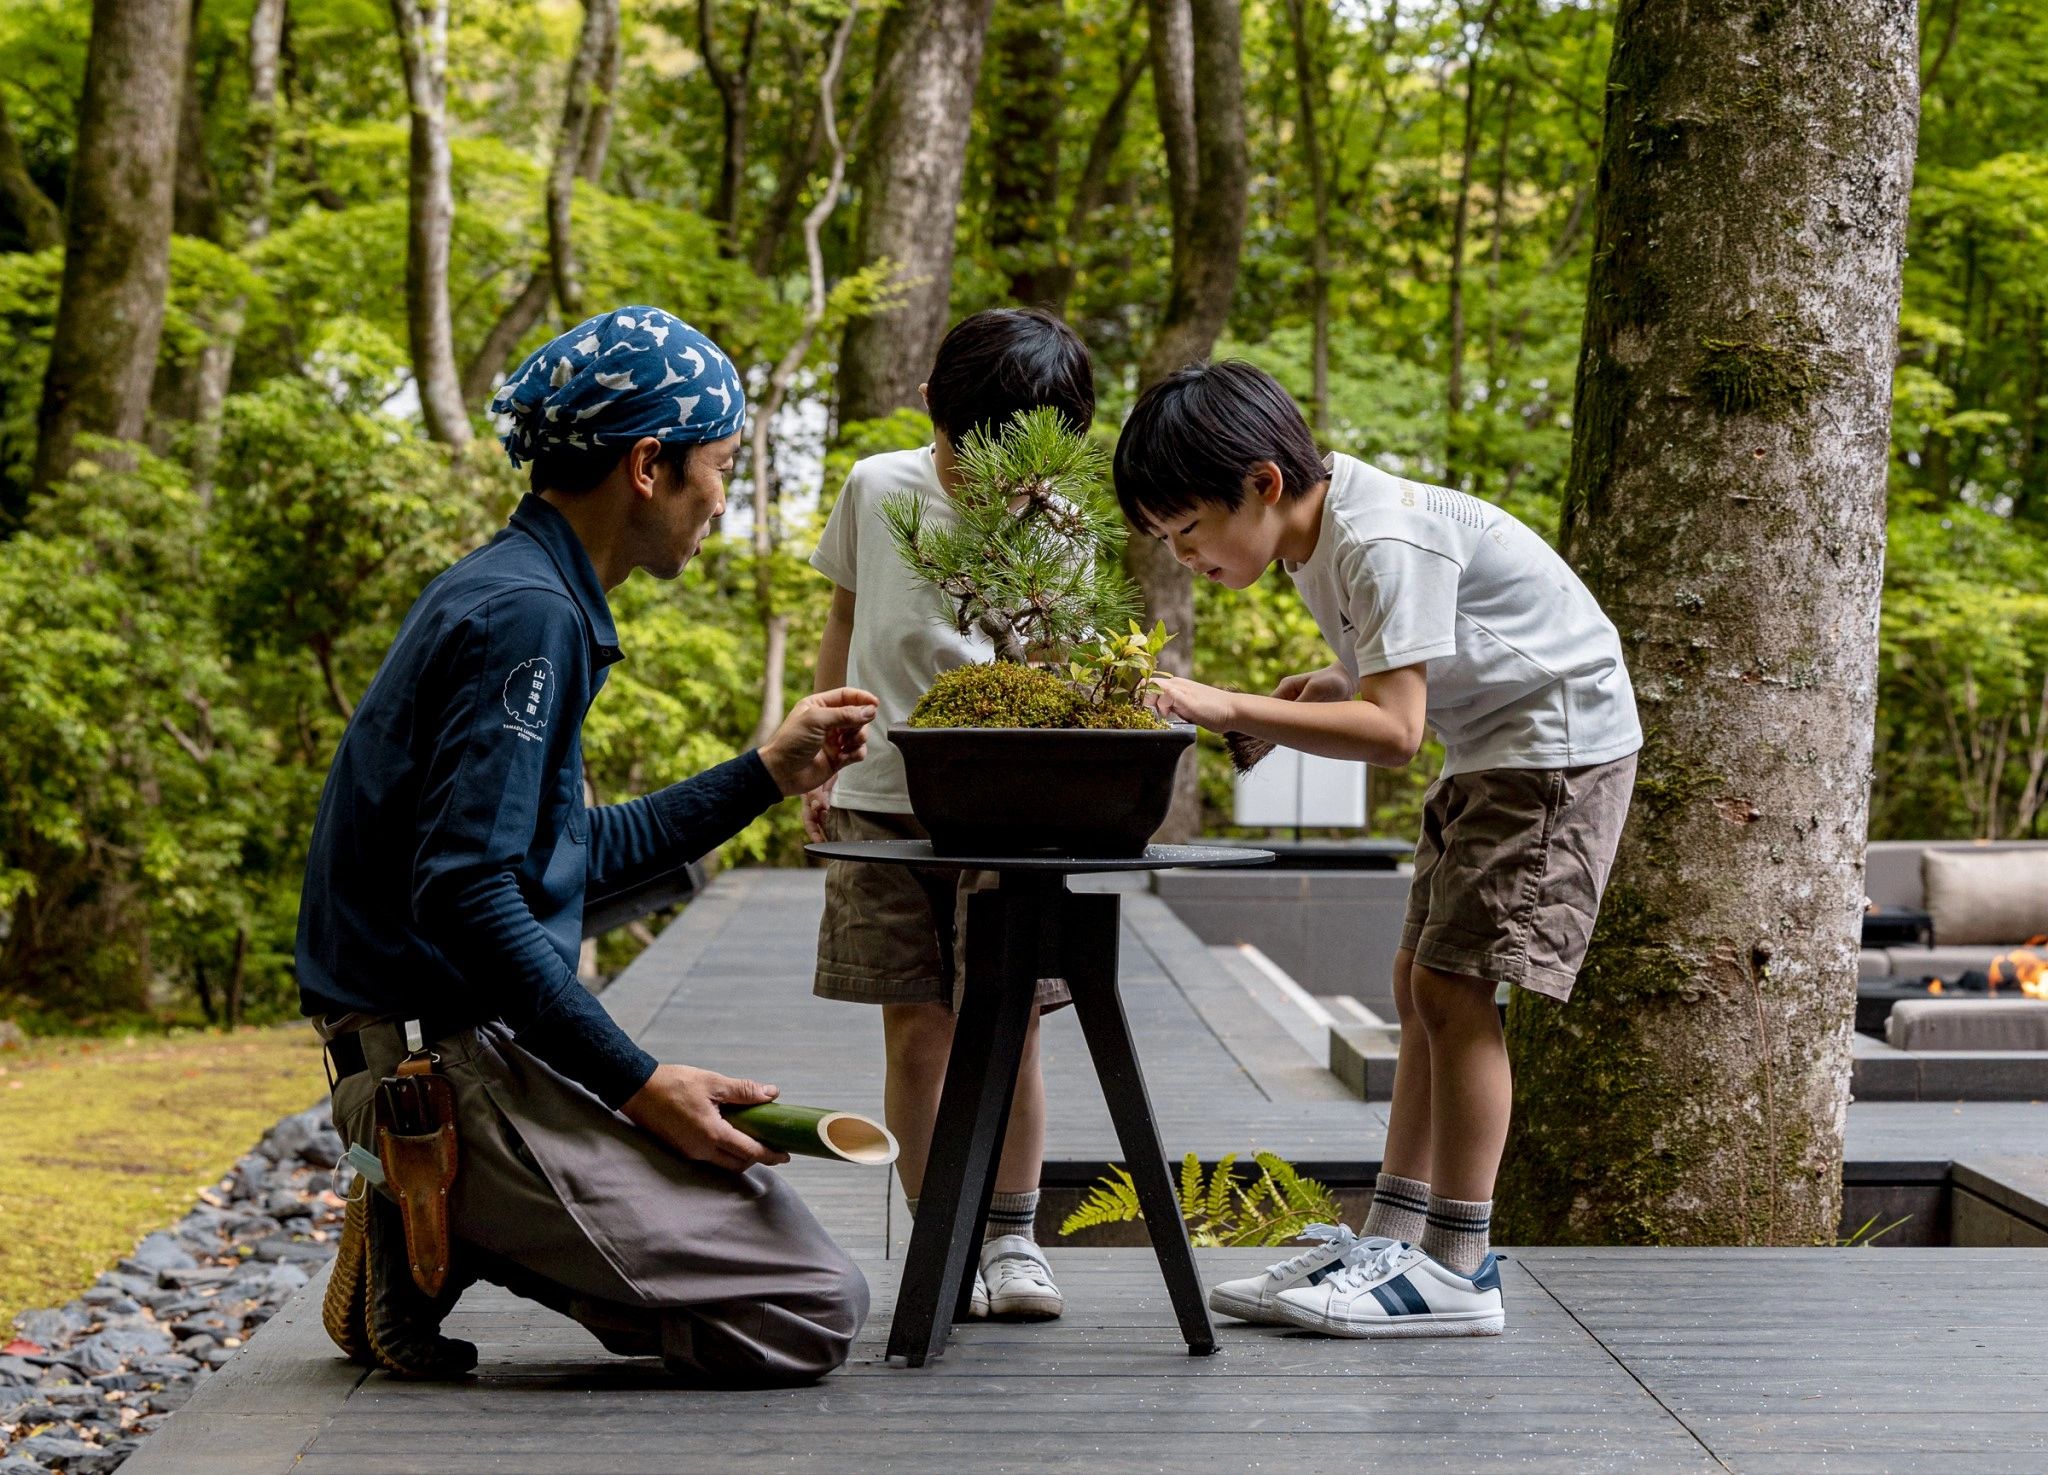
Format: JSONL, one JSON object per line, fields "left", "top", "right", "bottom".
{"left": 883, "top": 406, "right": 1142, "bottom": 668}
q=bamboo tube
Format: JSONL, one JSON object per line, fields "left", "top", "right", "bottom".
{"left": 722, "top": 1103, "right": 899, "bottom": 1164}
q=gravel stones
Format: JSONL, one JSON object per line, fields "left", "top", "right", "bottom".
{"left": 0, "top": 1098, "right": 345, "bottom": 1475}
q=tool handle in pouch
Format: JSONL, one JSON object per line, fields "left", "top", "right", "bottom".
{"left": 374, "top": 1055, "right": 459, "bottom": 1297}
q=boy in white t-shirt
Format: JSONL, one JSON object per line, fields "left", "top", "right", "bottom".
{"left": 1114, "top": 361, "right": 1641, "bottom": 1338}
{"left": 803, "top": 309, "right": 1096, "bottom": 1322}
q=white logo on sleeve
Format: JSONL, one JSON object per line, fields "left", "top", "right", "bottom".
{"left": 502, "top": 657, "right": 557, "bottom": 741}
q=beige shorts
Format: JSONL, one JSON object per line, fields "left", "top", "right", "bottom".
{"left": 813, "top": 807, "right": 1071, "bottom": 1013}
{"left": 1401, "top": 753, "right": 1637, "bottom": 1001}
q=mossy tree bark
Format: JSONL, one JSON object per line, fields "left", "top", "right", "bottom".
{"left": 1496, "top": 0, "right": 1918, "bottom": 1246}
{"left": 31, "top": 0, "right": 193, "bottom": 496}
{"left": 836, "top": 0, "right": 996, "bottom": 425}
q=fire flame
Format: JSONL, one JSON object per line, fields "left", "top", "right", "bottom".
{"left": 1990, "top": 939, "right": 2048, "bottom": 1000}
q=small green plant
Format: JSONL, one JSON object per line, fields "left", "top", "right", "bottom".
{"left": 1067, "top": 619, "right": 1173, "bottom": 707}
{"left": 1059, "top": 1151, "right": 1343, "bottom": 1248}
{"left": 1836, "top": 1212, "right": 1912, "bottom": 1247}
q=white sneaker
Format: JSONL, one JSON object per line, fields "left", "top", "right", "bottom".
{"left": 1274, "top": 1240, "right": 1504, "bottom": 1337}
{"left": 969, "top": 1268, "right": 989, "bottom": 1319}
{"left": 1207, "top": 1223, "right": 1387, "bottom": 1325}
{"left": 979, "top": 1235, "right": 1063, "bottom": 1320}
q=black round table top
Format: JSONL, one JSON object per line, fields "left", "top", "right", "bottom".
{"left": 805, "top": 840, "right": 1275, "bottom": 874}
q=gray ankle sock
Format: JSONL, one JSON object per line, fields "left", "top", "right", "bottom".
{"left": 1420, "top": 1193, "right": 1491, "bottom": 1275}
{"left": 986, "top": 1189, "right": 1040, "bottom": 1243}
{"left": 1362, "top": 1172, "right": 1429, "bottom": 1244}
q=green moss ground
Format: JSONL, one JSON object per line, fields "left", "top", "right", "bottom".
{"left": 0, "top": 1026, "right": 326, "bottom": 1327}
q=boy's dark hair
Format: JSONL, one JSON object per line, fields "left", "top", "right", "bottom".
{"left": 529, "top": 438, "right": 695, "bottom": 496}
{"left": 926, "top": 307, "right": 1095, "bottom": 445}
{"left": 1113, "top": 360, "right": 1326, "bottom": 528}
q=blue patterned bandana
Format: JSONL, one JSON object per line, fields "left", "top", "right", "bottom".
{"left": 490, "top": 305, "right": 746, "bottom": 467}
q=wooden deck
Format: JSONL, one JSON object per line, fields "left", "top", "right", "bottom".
{"left": 123, "top": 868, "right": 2048, "bottom": 1475}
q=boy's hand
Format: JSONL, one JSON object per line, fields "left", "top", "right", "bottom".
{"left": 1145, "top": 674, "right": 1239, "bottom": 733}
{"left": 759, "top": 687, "right": 877, "bottom": 796}
{"left": 802, "top": 776, "right": 836, "bottom": 843}
{"left": 1272, "top": 665, "right": 1355, "bottom": 704}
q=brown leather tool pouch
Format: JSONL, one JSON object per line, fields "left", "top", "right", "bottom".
{"left": 374, "top": 1055, "right": 460, "bottom": 1297}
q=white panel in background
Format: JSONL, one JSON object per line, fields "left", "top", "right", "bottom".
{"left": 1232, "top": 746, "right": 1366, "bottom": 829}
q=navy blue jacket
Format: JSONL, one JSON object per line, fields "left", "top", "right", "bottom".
{"left": 296, "top": 494, "right": 782, "bottom": 1108}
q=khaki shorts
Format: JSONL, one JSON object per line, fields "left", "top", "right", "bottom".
{"left": 813, "top": 808, "right": 1071, "bottom": 1013}
{"left": 1401, "top": 753, "right": 1637, "bottom": 1002}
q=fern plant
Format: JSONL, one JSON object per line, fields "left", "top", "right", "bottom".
{"left": 881, "top": 406, "right": 1141, "bottom": 664}
{"left": 1059, "top": 1151, "right": 1343, "bottom": 1249}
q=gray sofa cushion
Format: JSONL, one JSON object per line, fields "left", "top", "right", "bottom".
{"left": 1921, "top": 847, "right": 2048, "bottom": 945}
{"left": 1886, "top": 998, "right": 2048, "bottom": 1051}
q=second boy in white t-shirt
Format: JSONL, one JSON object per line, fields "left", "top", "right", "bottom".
{"left": 1114, "top": 360, "right": 1641, "bottom": 1339}
{"left": 805, "top": 308, "right": 1097, "bottom": 1323}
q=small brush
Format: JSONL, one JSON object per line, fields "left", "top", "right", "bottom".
{"left": 1223, "top": 729, "right": 1275, "bottom": 773}
{"left": 1216, "top": 685, "right": 1274, "bottom": 773}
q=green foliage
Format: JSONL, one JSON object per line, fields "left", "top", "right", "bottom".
{"left": 882, "top": 407, "right": 1139, "bottom": 665}
{"left": 904, "top": 660, "right": 1163, "bottom": 731}
{"left": 0, "top": 450, "right": 264, "bottom": 1019}
{"left": 1873, "top": 493, "right": 2048, "bottom": 838}
{"left": 1059, "top": 1151, "right": 1342, "bottom": 1248}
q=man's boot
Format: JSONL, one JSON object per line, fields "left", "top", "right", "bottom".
{"left": 362, "top": 1187, "right": 478, "bottom": 1378}
{"left": 322, "top": 1186, "right": 373, "bottom": 1366}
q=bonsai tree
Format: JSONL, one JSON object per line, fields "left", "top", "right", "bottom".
{"left": 882, "top": 407, "right": 1168, "bottom": 730}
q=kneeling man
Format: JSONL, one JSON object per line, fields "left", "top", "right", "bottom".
{"left": 298, "top": 306, "right": 874, "bottom": 1384}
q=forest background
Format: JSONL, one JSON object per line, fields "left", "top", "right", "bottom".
{"left": 0, "top": 0, "right": 2041, "bottom": 1030}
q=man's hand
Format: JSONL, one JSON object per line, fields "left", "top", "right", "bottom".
{"left": 620, "top": 1064, "right": 793, "bottom": 1173}
{"left": 801, "top": 775, "right": 836, "bottom": 843}
{"left": 758, "top": 687, "right": 878, "bottom": 797}
{"left": 1144, "top": 674, "right": 1240, "bottom": 733}
{"left": 1271, "top": 664, "right": 1356, "bottom": 704}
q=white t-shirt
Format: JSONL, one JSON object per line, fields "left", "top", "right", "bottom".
{"left": 1286, "top": 453, "right": 1641, "bottom": 776}
{"left": 809, "top": 446, "right": 991, "bottom": 813}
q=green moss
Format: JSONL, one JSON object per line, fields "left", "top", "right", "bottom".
{"left": 1696, "top": 337, "right": 1819, "bottom": 416}
{"left": 905, "top": 662, "right": 1166, "bottom": 731}
{"left": 0, "top": 1027, "right": 326, "bottom": 1323}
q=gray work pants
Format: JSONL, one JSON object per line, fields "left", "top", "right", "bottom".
{"left": 330, "top": 1018, "right": 868, "bottom": 1384}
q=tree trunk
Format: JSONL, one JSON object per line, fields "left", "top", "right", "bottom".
{"left": 1444, "top": 3, "right": 1497, "bottom": 482}
{"left": 545, "top": 0, "right": 618, "bottom": 317}
{"left": 987, "top": 0, "right": 1064, "bottom": 306}
{"left": 1282, "top": 0, "right": 1331, "bottom": 435}
{"left": 32, "top": 0, "right": 193, "bottom": 496}
{"left": 835, "top": 0, "right": 996, "bottom": 425}
{"left": 389, "top": 0, "right": 472, "bottom": 449}
{"left": 173, "top": 0, "right": 221, "bottom": 241}
{"left": 0, "top": 94, "right": 64, "bottom": 250}
{"left": 1132, "top": 0, "right": 1248, "bottom": 841}
{"left": 224, "top": 926, "right": 248, "bottom": 1030}
{"left": 462, "top": 0, "right": 621, "bottom": 410}
{"left": 187, "top": 0, "right": 286, "bottom": 499}
{"left": 699, "top": 0, "right": 759, "bottom": 259}
{"left": 749, "top": 2, "right": 861, "bottom": 749}
{"left": 1495, "top": 0, "right": 1918, "bottom": 1247}
{"left": 1041, "top": 32, "right": 1147, "bottom": 317}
